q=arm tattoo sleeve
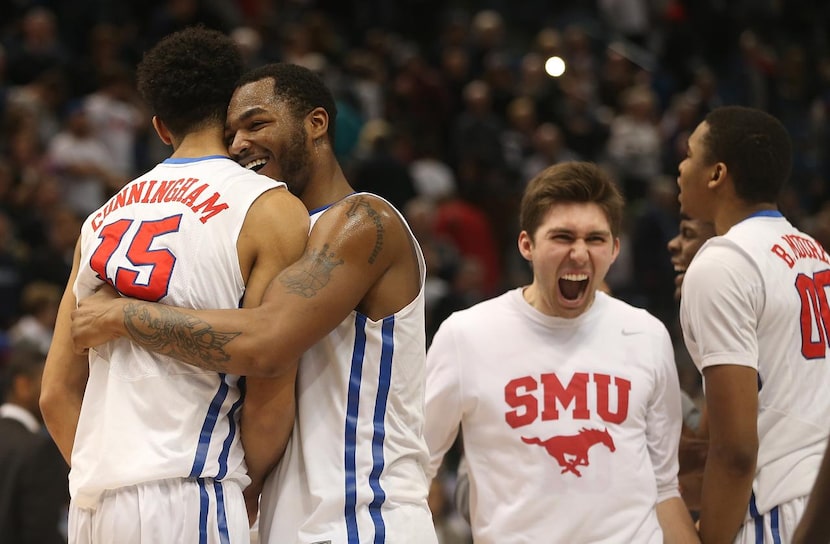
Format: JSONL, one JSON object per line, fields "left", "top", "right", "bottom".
{"left": 122, "top": 302, "right": 241, "bottom": 372}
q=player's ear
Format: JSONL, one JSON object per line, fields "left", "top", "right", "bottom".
{"left": 152, "top": 116, "right": 173, "bottom": 146}
{"left": 306, "top": 107, "right": 329, "bottom": 142}
{"left": 518, "top": 230, "right": 534, "bottom": 262}
{"left": 708, "top": 162, "right": 727, "bottom": 188}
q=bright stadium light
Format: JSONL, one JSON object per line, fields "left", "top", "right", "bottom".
{"left": 545, "top": 56, "right": 566, "bottom": 78}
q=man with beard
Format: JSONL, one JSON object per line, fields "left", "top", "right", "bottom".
{"left": 70, "top": 63, "right": 438, "bottom": 544}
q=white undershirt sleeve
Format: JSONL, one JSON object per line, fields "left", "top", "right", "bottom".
{"left": 424, "top": 318, "right": 465, "bottom": 480}
{"left": 646, "top": 326, "right": 683, "bottom": 503}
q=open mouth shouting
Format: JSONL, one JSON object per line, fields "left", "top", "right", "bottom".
{"left": 559, "top": 273, "right": 589, "bottom": 304}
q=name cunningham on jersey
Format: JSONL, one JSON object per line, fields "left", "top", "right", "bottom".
{"left": 90, "top": 176, "right": 232, "bottom": 230}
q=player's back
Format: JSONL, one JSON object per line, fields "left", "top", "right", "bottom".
{"left": 70, "top": 156, "right": 281, "bottom": 508}
{"left": 691, "top": 214, "right": 830, "bottom": 513}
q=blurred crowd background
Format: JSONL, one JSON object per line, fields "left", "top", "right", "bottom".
{"left": 0, "top": 0, "right": 829, "bottom": 540}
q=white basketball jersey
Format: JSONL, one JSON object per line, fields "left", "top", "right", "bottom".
{"left": 425, "top": 290, "right": 683, "bottom": 544}
{"left": 258, "top": 194, "right": 438, "bottom": 544}
{"left": 681, "top": 212, "right": 830, "bottom": 517}
{"left": 70, "top": 156, "right": 283, "bottom": 509}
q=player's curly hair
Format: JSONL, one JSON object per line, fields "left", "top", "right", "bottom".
{"left": 520, "top": 161, "right": 624, "bottom": 238}
{"left": 236, "top": 63, "right": 338, "bottom": 142}
{"left": 702, "top": 106, "right": 792, "bottom": 203}
{"left": 137, "top": 26, "right": 243, "bottom": 136}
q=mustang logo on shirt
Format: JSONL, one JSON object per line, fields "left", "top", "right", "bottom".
{"left": 522, "top": 427, "right": 616, "bottom": 476}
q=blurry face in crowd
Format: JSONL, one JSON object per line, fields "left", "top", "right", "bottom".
{"left": 667, "top": 217, "right": 716, "bottom": 300}
{"left": 226, "top": 78, "right": 313, "bottom": 198}
{"left": 519, "top": 201, "right": 619, "bottom": 318}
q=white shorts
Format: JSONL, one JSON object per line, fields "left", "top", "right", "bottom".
{"left": 734, "top": 495, "right": 808, "bottom": 544}
{"left": 69, "top": 478, "right": 249, "bottom": 544}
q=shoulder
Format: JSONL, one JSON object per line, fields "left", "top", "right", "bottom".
{"left": 321, "top": 193, "right": 405, "bottom": 229}
{"left": 0, "top": 417, "right": 37, "bottom": 446}
{"left": 440, "top": 292, "right": 513, "bottom": 330}
{"left": 686, "top": 236, "right": 761, "bottom": 288}
{"left": 309, "top": 192, "right": 411, "bottom": 261}
{"left": 240, "top": 187, "right": 309, "bottom": 268}
{"left": 602, "top": 293, "right": 670, "bottom": 339}
{"left": 597, "top": 293, "right": 665, "bottom": 330}
{"left": 245, "top": 186, "right": 308, "bottom": 235}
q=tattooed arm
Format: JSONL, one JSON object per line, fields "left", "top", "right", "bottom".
{"left": 71, "top": 194, "right": 419, "bottom": 377}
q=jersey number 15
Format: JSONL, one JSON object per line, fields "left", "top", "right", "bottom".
{"left": 88, "top": 215, "right": 182, "bottom": 301}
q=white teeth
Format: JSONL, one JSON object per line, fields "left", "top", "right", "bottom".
{"left": 244, "top": 158, "right": 268, "bottom": 170}
{"left": 561, "top": 273, "right": 588, "bottom": 281}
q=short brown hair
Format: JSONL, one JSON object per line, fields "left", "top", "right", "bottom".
{"left": 519, "top": 161, "right": 624, "bottom": 239}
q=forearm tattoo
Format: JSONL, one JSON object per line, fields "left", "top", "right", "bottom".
{"left": 280, "top": 243, "right": 343, "bottom": 297}
{"left": 122, "top": 302, "right": 240, "bottom": 371}
{"left": 345, "top": 197, "right": 384, "bottom": 264}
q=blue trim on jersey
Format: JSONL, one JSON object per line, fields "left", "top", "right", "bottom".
{"left": 749, "top": 492, "right": 763, "bottom": 543}
{"left": 162, "top": 155, "right": 231, "bottom": 164}
{"left": 345, "top": 314, "right": 368, "bottom": 544}
{"left": 197, "top": 478, "right": 231, "bottom": 544}
{"left": 770, "top": 505, "right": 781, "bottom": 544}
{"left": 307, "top": 192, "right": 358, "bottom": 216}
{"left": 747, "top": 210, "right": 783, "bottom": 219}
{"left": 308, "top": 202, "right": 335, "bottom": 216}
{"left": 368, "top": 316, "right": 394, "bottom": 543}
{"left": 740, "top": 209, "right": 784, "bottom": 226}
{"left": 190, "top": 374, "right": 231, "bottom": 477}
{"left": 198, "top": 479, "right": 210, "bottom": 544}
{"left": 213, "top": 479, "right": 231, "bottom": 544}
{"left": 217, "top": 381, "right": 244, "bottom": 480}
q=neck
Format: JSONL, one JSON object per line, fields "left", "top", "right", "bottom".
{"left": 714, "top": 201, "right": 779, "bottom": 235}
{"left": 170, "top": 127, "right": 229, "bottom": 159}
{"left": 300, "top": 154, "right": 355, "bottom": 211}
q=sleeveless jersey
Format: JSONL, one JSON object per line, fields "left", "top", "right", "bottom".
{"left": 425, "top": 289, "right": 682, "bottom": 543}
{"left": 681, "top": 213, "right": 830, "bottom": 517}
{"left": 258, "top": 194, "right": 438, "bottom": 544}
{"left": 70, "top": 156, "right": 283, "bottom": 509}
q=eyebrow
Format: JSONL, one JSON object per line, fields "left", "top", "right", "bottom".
{"left": 235, "top": 107, "right": 269, "bottom": 123}
{"left": 547, "top": 227, "right": 612, "bottom": 237}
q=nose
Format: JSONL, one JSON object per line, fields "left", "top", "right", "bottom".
{"left": 667, "top": 234, "right": 680, "bottom": 254}
{"left": 569, "top": 239, "right": 589, "bottom": 263}
{"left": 228, "top": 131, "right": 249, "bottom": 157}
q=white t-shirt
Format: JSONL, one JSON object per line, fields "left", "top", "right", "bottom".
{"left": 426, "top": 288, "right": 682, "bottom": 544}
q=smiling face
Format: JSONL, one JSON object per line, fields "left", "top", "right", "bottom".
{"left": 519, "top": 201, "right": 619, "bottom": 318}
{"left": 677, "top": 121, "right": 716, "bottom": 222}
{"left": 226, "top": 78, "right": 313, "bottom": 198}
{"left": 667, "top": 217, "right": 716, "bottom": 300}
